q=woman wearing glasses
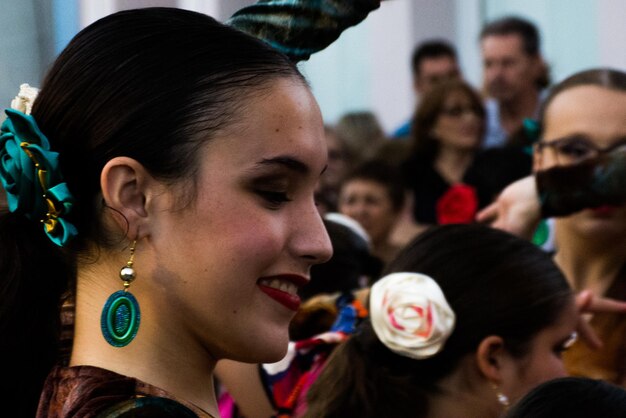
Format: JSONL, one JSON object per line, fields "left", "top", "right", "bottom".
{"left": 402, "top": 80, "right": 531, "bottom": 226}
{"left": 532, "top": 68, "right": 626, "bottom": 385}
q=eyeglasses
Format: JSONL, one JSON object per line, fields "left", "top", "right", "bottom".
{"left": 536, "top": 136, "right": 626, "bottom": 165}
{"left": 440, "top": 105, "right": 482, "bottom": 118}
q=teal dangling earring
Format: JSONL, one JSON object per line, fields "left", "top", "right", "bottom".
{"left": 101, "top": 240, "right": 141, "bottom": 347}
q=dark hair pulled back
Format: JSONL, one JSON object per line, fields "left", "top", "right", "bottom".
{"left": 306, "top": 224, "right": 572, "bottom": 418}
{"left": 538, "top": 68, "right": 626, "bottom": 137}
{"left": 506, "top": 377, "right": 626, "bottom": 418}
{"left": 0, "top": 8, "right": 305, "bottom": 415}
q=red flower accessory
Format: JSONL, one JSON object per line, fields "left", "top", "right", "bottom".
{"left": 436, "top": 184, "right": 478, "bottom": 224}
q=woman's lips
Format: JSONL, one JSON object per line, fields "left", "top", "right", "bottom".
{"left": 257, "top": 275, "right": 308, "bottom": 311}
{"left": 590, "top": 205, "right": 618, "bottom": 217}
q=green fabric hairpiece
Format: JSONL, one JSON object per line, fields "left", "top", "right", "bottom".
{"left": 0, "top": 108, "right": 77, "bottom": 246}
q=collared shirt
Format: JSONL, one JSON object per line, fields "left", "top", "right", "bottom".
{"left": 484, "top": 90, "right": 547, "bottom": 148}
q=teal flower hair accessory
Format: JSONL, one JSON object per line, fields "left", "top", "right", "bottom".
{"left": 0, "top": 108, "right": 77, "bottom": 246}
{"left": 522, "top": 118, "right": 541, "bottom": 156}
{"left": 523, "top": 118, "right": 541, "bottom": 143}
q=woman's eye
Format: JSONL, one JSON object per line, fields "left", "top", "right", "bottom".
{"left": 257, "top": 190, "right": 292, "bottom": 207}
{"left": 554, "top": 331, "right": 578, "bottom": 356}
{"left": 558, "top": 142, "right": 592, "bottom": 158}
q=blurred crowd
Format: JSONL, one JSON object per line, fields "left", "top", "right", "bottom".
{"left": 220, "top": 14, "right": 626, "bottom": 418}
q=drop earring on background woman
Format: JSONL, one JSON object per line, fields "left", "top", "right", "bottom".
{"left": 100, "top": 240, "right": 141, "bottom": 347}
{"left": 492, "top": 383, "right": 510, "bottom": 409}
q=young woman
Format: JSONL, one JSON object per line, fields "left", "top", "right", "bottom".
{"left": 305, "top": 225, "right": 578, "bottom": 418}
{"left": 0, "top": 8, "right": 332, "bottom": 417}
{"left": 531, "top": 69, "right": 626, "bottom": 385}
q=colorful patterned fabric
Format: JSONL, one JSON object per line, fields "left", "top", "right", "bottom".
{"left": 229, "top": 0, "right": 382, "bottom": 62}
{"left": 262, "top": 295, "right": 368, "bottom": 417}
{"left": 0, "top": 109, "right": 77, "bottom": 246}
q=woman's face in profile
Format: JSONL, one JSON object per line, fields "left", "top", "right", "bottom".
{"left": 503, "top": 298, "right": 578, "bottom": 405}
{"left": 535, "top": 85, "right": 626, "bottom": 238}
{"left": 145, "top": 78, "right": 332, "bottom": 363}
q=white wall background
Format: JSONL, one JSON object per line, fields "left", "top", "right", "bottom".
{"left": 0, "top": 0, "right": 54, "bottom": 105}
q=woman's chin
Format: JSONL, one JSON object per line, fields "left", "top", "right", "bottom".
{"left": 232, "top": 334, "right": 290, "bottom": 365}
{"left": 560, "top": 209, "right": 626, "bottom": 240}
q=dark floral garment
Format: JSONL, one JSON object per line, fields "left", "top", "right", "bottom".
{"left": 37, "top": 365, "right": 212, "bottom": 418}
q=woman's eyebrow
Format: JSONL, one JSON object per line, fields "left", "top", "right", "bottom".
{"left": 256, "top": 156, "right": 309, "bottom": 174}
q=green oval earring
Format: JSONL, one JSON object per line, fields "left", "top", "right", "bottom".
{"left": 101, "top": 240, "right": 141, "bottom": 347}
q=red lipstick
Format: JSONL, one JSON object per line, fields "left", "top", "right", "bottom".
{"left": 258, "top": 275, "right": 308, "bottom": 311}
{"left": 591, "top": 205, "right": 618, "bottom": 217}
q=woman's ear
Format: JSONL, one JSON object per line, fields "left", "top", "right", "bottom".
{"left": 475, "top": 335, "right": 508, "bottom": 383}
{"left": 100, "top": 157, "right": 155, "bottom": 239}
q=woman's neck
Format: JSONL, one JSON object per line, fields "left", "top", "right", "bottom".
{"left": 434, "top": 146, "right": 475, "bottom": 185}
{"left": 554, "top": 223, "right": 625, "bottom": 295}
{"left": 70, "top": 254, "right": 218, "bottom": 416}
{"left": 428, "top": 372, "right": 502, "bottom": 418}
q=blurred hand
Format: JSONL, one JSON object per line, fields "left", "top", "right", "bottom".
{"left": 476, "top": 176, "right": 540, "bottom": 240}
{"left": 575, "top": 290, "right": 626, "bottom": 349}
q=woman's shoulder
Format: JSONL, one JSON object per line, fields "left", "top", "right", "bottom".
{"left": 37, "top": 365, "right": 209, "bottom": 418}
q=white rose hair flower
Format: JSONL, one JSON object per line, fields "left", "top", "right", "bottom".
{"left": 370, "top": 272, "right": 456, "bottom": 359}
{"left": 10, "top": 83, "right": 40, "bottom": 115}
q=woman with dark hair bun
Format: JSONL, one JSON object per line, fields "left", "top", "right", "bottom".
{"left": 0, "top": 7, "right": 334, "bottom": 417}
{"left": 305, "top": 224, "right": 577, "bottom": 418}
{"left": 505, "top": 377, "right": 626, "bottom": 418}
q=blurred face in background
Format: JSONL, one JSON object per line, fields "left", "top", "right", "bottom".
{"left": 415, "top": 56, "right": 460, "bottom": 97}
{"left": 314, "top": 128, "right": 348, "bottom": 215}
{"left": 322, "top": 128, "right": 347, "bottom": 189}
{"left": 534, "top": 85, "right": 626, "bottom": 240}
{"left": 339, "top": 178, "right": 399, "bottom": 246}
{"left": 481, "top": 34, "right": 541, "bottom": 103}
{"left": 432, "top": 89, "right": 484, "bottom": 151}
